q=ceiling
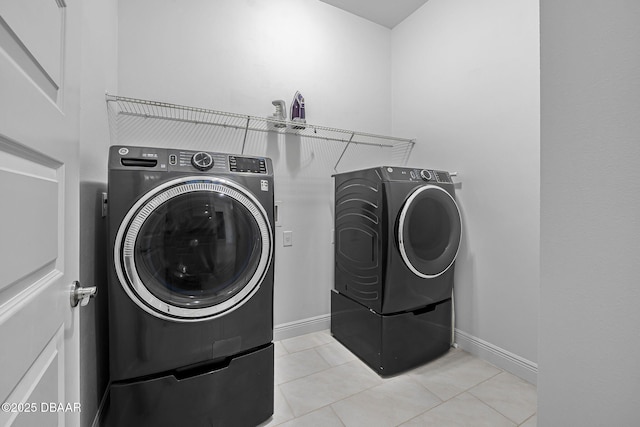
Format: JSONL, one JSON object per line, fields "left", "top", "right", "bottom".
{"left": 318, "top": 0, "right": 429, "bottom": 29}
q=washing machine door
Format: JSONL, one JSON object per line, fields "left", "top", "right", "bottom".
{"left": 397, "top": 185, "right": 461, "bottom": 278}
{"left": 114, "top": 176, "right": 272, "bottom": 322}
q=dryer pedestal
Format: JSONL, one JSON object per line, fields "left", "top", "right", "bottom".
{"left": 331, "top": 291, "right": 451, "bottom": 376}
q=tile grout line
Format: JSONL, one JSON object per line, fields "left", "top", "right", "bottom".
{"left": 277, "top": 331, "right": 335, "bottom": 355}
{"left": 394, "top": 363, "right": 509, "bottom": 426}
{"left": 270, "top": 384, "right": 296, "bottom": 426}
{"left": 466, "top": 371, "right": 535, "bottom": 426}
{"left": 327, "top": 404, "right": 348, "bottom": 427}
{"left": 275, "top": 346, "right": 349, "bottom": 387}
{"left": 275, "top": 340, "right": 384, "bottom": 420}
{"left": 518, "top": 413, "right": 536, "bottom": 426}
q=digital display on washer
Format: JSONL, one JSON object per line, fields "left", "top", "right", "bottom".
{"left": 229, "top": 156, "right": 266, "bottom": 173}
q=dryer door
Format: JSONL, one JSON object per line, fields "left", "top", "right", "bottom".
{"left": 397, "top": 185, "right": 461, "bottom": 278}
{"left": 114, "top": 176, "right": 272, "bottom": 321}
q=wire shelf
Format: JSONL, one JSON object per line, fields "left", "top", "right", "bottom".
{"left": 106, "top": 94, "right": 415, "bottom": 171}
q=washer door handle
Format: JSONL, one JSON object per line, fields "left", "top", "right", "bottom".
{"left": 70, "top": 281, "right": 97, "bottom": 307}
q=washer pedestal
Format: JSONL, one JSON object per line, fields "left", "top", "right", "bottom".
{"left": 103, "top": 344, "right": 274, "bottom": 427}
{"left": 331, "top": 290, "right": 451, "bottom": 376}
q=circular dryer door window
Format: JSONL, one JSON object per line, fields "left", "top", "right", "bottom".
{"left": 397, "top": 185, "right": 461, "bottom": 278}
{"left": 114, "top": 176, "right": 272, "bottom": 322}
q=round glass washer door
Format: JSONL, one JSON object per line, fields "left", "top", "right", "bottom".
{"left": 397, "top": 184, "right": 462, "bottom": 278}
{"left": 114, "top": 176, "right": 272, "bottom": 322}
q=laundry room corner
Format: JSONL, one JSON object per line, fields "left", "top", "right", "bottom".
{"left": 391, "top": 0, "right": 540, "bottom": 383}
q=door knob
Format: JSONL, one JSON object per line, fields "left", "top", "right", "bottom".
{"left": 70, "top": 281, "right": 97, "bottom": 307}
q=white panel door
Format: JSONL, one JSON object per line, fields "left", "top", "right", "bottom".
{"left": 0, "top": 1, "right": 82, "bottom": 426}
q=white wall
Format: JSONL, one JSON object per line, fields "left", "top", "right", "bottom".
{"left": 539, "top": 1, "right": 640, "bottom": 424}
{"left": 391, "top": 0, "right": 540, "bottom": 381}
{"left": 115, "top": 0, "right": 392, "bottom": 330}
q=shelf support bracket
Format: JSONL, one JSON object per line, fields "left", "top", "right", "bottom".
{"left": 241, "top": 116, "right": 250, "bottom": 154}
{"left": 334, "top": 132, "right": 355, "bottom": 172}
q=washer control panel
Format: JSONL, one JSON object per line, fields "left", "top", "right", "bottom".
{"left": 174, "top": 150, "right": 227, "bottom": 171}
{"left": 382, "top": 166, "right": 453, "bottom": 183}
{"left": 111, "top": 146, "right": 270, "bottom": 175}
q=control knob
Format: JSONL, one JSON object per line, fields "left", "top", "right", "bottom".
{"left": 420, "top": 169, "right": 432, "bottom": 181}
{"left": 191, "top": 152, "right": 214, "bottom": 171}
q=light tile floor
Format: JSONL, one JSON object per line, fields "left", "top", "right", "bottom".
{"left": 260, "top": 330, "right": 537, "bottom": 427}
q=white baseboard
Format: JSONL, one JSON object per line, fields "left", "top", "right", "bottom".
{"left": 274, "top": 314, "right": 331, "bottom": 341}
{"left": 454, "top": 329, "right": 538, "bottom": 385}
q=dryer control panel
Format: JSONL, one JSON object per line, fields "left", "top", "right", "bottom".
{"left": 110, "top": 145, "right": 271, "bottom": 175}
{"left": 379, "top": 166, "right": 453, "bottom": 184}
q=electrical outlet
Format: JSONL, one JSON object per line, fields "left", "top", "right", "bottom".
{"left": 283, "top": 231, "right": 293, "bottom": 247}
